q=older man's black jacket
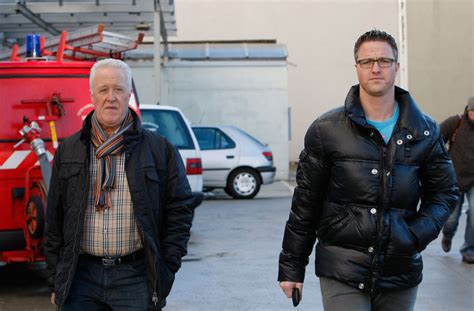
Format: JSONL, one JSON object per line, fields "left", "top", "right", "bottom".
{"left": 44, "top": 110, "right": 194, "bottom": 309}
{"left": 279, "top": 85, "right": 459, "bottom": 292}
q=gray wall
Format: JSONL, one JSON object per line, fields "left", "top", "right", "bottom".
{"left": 130, "top": 59, "right": 290, "bottom": 179}
{"left": 135, "top": 0, "right": 472, "bottom": 165}
{"left": 174, "top": 0, "right": 400, "bottom": 162}
{"left": 407, "top": 0, "right": 473, "bottom": 121}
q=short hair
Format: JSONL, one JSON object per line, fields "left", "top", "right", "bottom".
{"left": 89, "top": 58, "right": 132, "bottom": 93}
{"left": 354, "top": 29, "right": 398, "bottom": 62}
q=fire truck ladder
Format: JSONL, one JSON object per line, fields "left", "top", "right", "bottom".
{"left": 1, "top": 24, "right": 144, "bottom": 61}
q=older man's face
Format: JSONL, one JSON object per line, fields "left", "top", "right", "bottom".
{"left": 91, "top": 66, "right": 131, "bottom": 132}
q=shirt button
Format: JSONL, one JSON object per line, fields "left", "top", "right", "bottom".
{"left": 396, "top": 139, "right": 403, "bottom": 145}
{"left": 370, "top": 208, "right": 377, "bottom": 215}
{"left": 368, "top": 246, "right": 375, "bottom": 253}
{"left": 423, "top": 130, "right": 430, "bottom": 136}
{"left": 406, "top": 134, "right": 413, "bottom": 140}
{"left": 358, "top": 283, "right": 365, "bottom": 290}
{"left": 371, "top": 169, "right": 378, "bottom": 175}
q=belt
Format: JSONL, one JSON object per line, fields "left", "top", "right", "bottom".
{"left": 80, "top": 249, "right": 145, "bottom": 266}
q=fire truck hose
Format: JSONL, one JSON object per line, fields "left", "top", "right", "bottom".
{"left": 18, "top": 122, "right": 52, "bottom": 192}
{"left": 29, "top": 138, "right": 51, "bottom": 193}
{"left": 38, "top": 153, "right": 51, "bottom": 192}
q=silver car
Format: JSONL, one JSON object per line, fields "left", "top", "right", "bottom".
{"left": 191, "top": 125, "right": 276, "bottom": 199}
{"left": 140, "top": 104, "right": 204, "bottom": 208}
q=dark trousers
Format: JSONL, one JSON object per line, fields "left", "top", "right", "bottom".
{"left": 320, "top": 277, "right": 418, "bottom": 311}
{"left": 63, "top": 256, "right": 149, "bottom": 311}
{"left": 443, "top": 187, "right": 474, "bottom": 255}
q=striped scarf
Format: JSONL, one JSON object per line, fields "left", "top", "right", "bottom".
{"left": 91, "top": 109, "right": 134, "bottom": 211}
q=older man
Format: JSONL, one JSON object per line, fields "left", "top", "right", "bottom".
{"left": 279, "top": 30, "right": 459, "bottom": 310}
{"left": 44, "top": 59, "right": 194, "bottom": 310}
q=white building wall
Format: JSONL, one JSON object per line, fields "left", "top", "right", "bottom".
{"left": 161, "top": 60, "right": 289, "bottom": 179}
{"left": 173, "top": 0, "right": 400, "bottom": 162}
{"left": 128, "top": 60, "right": 158, "bottom": 106}
{"left": 406, "top": 0, "right": 473, "bottom": 120}
{"left": 131, "top": 0, "right": 472, "bottom": 171}
{"left": 129, "top": 59, "right": 290, "bottom": 179}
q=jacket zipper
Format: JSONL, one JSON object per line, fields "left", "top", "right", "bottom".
{"left": 152, "top": 253, "right": 159, "bottom": 307}
{"left": 139, "top": 228, "right": 159, "bottom": 308}
{"left": 370, "top": 134, "right": 388, "bottom": 293}
{"left": 126, "top": 151, "right": 160, "bottom": 308}
{"left": 370, "top": 128, "right": 399, "bottom": 293}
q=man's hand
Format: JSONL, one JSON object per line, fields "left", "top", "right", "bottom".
{"left": 279, "top": 281, "right": 303, "bottom": 299}
{"left": 50, "top": 293, "right": 56, "bottom": 305}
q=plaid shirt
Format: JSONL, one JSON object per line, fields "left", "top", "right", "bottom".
{"left": 81, "top": 143, "right": 143, "bottom": 257}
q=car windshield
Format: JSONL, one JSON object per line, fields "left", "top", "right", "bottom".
{"left": 141, "top": 109, "right": 195, "bottom": 149}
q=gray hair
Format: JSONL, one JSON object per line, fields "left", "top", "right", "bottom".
{"left": 89, "top": 58, "right": 132, "bottom": 93}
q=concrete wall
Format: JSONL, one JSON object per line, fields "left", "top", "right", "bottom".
{"left": 406, "top": 0, "right": 473, "bottom": 122}
{"left": 129, "top": 60, "right": 158, "bottom": 106}
{"left": 174, "top": 0, "right": 400, "bottom": 161}
{"left": 129, "top": 59, "right": 290, "bottom": 179}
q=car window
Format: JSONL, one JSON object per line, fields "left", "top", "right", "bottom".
{"left": 236, "top": 128, "right": 267, "bottom": 147}
{"left": 193, "top": 128, "right": 236, "bottom": 150}
{"left": 141, "top": 109, "right": 195, "bottom": 149}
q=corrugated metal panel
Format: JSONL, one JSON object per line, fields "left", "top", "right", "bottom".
{"left": 0, "top": 0, "right": 177, "bottom": 48}
{"left": 124, "top": 43, "right": 288, "bottom": 60}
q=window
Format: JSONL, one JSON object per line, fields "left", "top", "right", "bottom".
{"left": 193, "top": 128, "right": 236, "bottom": 150}
{"left": 141, "top": 109, "right": 195, "bottom": 149}
{"left": 236, "top": 128, "right": 267, "bottom": 147}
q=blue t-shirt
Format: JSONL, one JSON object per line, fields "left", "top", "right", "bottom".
{"left": 366, "top": 103, "right": 399, "bottom": 144}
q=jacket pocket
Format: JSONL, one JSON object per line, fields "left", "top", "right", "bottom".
{"left": 144, "top": 168, "right": 162, "bottom": 211}
{"left": 144, "top": 168, "right": 161, "bottom": 192}
{"left": 386, "top": 209, "right": 418, "bottom": 256}
{"left": 58, "top": 164, "right": 82, "bottom": 208}
{"left": 317, "top": 202, "right": 354, "bottom": 242}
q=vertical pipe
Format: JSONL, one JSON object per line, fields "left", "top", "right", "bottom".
{"left": 153, "top": 11, "right": 161, "bottom": 104}
{"left": 398, "top": 0, "right": 409, "bottom": 89}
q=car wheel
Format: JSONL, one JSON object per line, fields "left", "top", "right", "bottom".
{"left": 226, "top": 168, "right": 261, "bottom": 199}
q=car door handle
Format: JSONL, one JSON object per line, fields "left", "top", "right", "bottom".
{"left": 226, "top": 155, "right": 235, "bottom": 159}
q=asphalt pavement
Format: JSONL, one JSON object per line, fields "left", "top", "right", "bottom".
{"left": 166, "top": 181, "right": 473, "bottom": 310}
{"left": 0, "top": 181, "right": 472, "bottom": 310}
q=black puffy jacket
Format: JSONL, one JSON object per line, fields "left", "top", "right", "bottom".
{"left": 279, "top": 85, "right": 459, "bottom": 292}
{"left": 44, "top": 110, "right": 194, "bottom": 309}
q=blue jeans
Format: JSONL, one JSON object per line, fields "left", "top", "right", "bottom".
{"left": 63, "top": 256, "right": 149, "bottom": 310}
{"left": 442, "top": 186, "right": 474, "bottom": 255}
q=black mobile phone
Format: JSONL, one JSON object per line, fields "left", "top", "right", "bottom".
{"left": 292, "top": 287, "right": 301, "bottom": 307}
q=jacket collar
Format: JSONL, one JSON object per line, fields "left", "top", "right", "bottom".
{"left": 344, "top": 84, "right": 430, "bottom": 139}
{"left": 80, "top": 108, "right": 143, "bottom": 151}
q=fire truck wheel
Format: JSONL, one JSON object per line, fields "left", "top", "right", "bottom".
{"left": 26, "top": 196, "right": 45, "bottom": 239}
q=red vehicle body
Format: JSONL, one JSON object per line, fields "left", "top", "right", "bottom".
{"left": 0, "top": 25, "right": 141, "bottom": 264}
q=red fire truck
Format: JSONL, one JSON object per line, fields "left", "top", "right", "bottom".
{"left": 0, "top": 24, "right": 143, "bottom": 264}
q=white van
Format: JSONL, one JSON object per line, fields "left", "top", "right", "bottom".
{"left": 139, "top": 104, "right": 203, "bottom": 208}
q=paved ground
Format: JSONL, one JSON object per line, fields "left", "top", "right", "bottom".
{"left": 167, "top": 182, "right": 473, "bottom": 311}
{"left": 0, "top": 181, "right": 472, "bottom": 310}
